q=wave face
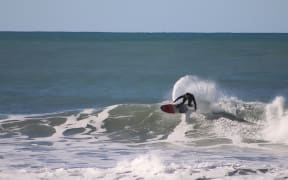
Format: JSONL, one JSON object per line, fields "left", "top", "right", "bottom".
{"left": 1, "top": 75, "right": 287, "bottom": 147}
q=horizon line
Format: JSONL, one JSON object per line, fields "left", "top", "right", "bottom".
{"left": 1, "top": 31, "right": 288, "bottom": 34}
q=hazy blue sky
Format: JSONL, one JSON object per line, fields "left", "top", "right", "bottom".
{"left": 0, "top": 0, "right": 288, "bottom": 32}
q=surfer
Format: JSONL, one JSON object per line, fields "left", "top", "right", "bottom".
{"left": 174, "top": 92, "right": 197, "bottom": 111}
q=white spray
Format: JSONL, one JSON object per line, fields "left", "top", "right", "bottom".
{"left": 262, "top": 96, "right": 288, "bottom": 144}
{"left": 172, "top": 75, "right": 223, "bottom": 113}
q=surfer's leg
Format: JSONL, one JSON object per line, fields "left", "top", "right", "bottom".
{"left": 187, "top": 99, "right": 192, "bottom": 107}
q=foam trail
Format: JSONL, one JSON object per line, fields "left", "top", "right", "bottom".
{"left": 90, "top": 105, "right": 118, "bottom": 133}
{"left": 42, "top": 105, "right": 118, "bottom": 140}
{"left": 166, "top": 114, "right": 191, "bottom": 143}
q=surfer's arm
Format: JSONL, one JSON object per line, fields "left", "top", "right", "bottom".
{"left": 192, "top": 95, "right": 197, "bottom": 111}
{"left": 173, "top": 95, "right": 184, "bottom": 103}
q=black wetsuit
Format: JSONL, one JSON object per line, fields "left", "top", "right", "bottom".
{"left": 173, "top": 93, "right": 197, "bottom": 111}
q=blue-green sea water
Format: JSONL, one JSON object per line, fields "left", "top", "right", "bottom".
{"left": 1, "top": 32, "right": 288, "bottom": 114}
{"left": 1, "top": 32, "right": 288, "bottom": 179}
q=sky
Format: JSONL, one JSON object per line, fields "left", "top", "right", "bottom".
{"left": 0, "top": 0, "right": 288, "bottom": 32}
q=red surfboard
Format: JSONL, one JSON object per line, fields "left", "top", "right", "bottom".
{"left": 160, "top": 104, "right": 189, "bottom": 114}
{"left": 160, "top": 104, "right": 176, "bottom": 113}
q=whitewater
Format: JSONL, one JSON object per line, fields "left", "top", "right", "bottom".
{"left": 1, "top": 75, "right": 288, "bottom": 179}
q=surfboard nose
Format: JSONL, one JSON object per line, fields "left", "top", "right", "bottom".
{"left": 160, "top": 104, "right": 175, "bottom": 113}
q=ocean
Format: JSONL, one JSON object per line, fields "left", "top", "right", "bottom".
{"left": 1, "top": 32, "right": 288, "bottom": 179}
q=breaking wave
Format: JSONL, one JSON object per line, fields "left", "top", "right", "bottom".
{"left": 0, "top": 75, "right": 288, "bottom": 147}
